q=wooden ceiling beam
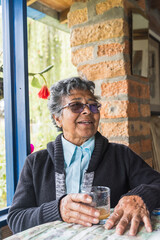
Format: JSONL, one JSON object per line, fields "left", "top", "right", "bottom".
{"left": 38, "top": 0, "right": 72, "bottom": 12}
{"left": 59, "top": 8, "right": 70, "bottom": 24}
{"left": 27, "top": 0, "right": 37, "bottom": 6}
{"left": 30, "top": 1, "right": 58, "bottom": 19}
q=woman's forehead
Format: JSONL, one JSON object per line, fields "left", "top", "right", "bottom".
{"left": 62, "top": 89, "right": 96, "bottom": 103}
{"left": 67, "top": 89, "right": 95, "bottom": 99}
{"left": 70, "top": 96, "right": 96, "bottom": 101}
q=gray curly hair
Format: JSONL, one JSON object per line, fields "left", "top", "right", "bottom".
{"left": 48, "top": 77, "right": 97, "bottom": 131}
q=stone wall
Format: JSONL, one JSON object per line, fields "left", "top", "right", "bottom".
{"left": 68, "top": 0, "right": 152, "bottom": 166}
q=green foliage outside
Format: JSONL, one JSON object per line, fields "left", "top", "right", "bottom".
{"left": 0, "top": 13, "right": 77, "bottom": 208}
{"left": 28, "top": 18, "right": 77, "bottom": 151}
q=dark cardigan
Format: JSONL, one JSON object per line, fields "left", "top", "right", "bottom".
{"left": 8, "top": 132, "right": 160, "bottom": 234}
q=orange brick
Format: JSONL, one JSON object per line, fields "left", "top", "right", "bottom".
{"left": 141, "top": 139, "right": 152, "bottom": 152}
{"left": 101, "top": 121, "right": 129, "bottom": 138}
{"left": 101, "top": 80, "right": 128, "bottom": 97}
{"left": 68, "top": 8, "right": 88, "bottom": 28}
{"left": 71, "top": 46, "right": 94, "bottom": 66}
{"left": 128, "top": 121, "right": 150, "bottom": 136}
{"left": 128, "top": 80, "right": 150, "bottom": 99}
{"left": 140, "top": 104, "right": 151, "bottom": 117}
{"left": 101, "top": 120, "right": 150, "bottom": 139}
{"left": 101, "top": 80, "right": 150, "bottom": 99}
{"left": 101, "top": 101, "right": 139, "bottom": 118}
{"left": 140, "top": 76, "right": 149, "bottom": 83}
{"left": 128, "top": 102, "right": 140, "bottom": 117}
{"left": 78, "top": 60, "right": 130, "bottom": 81}
{"left": 109, "top": 140, "right": 129, "bottom": 146}
{"left": 97, "top": 41, "right": 129, "bottom": 57}
{"left": 96, "top": 0, "right": 125, "bottom": 15}
{"left": 70, "top": 19, "right": 129, "bottom": 47}
{"left": 129, "top": 142, "right": 141, "bottom": 155}
{"left": 145, "top": 158, "right": 153, "bottom": 167}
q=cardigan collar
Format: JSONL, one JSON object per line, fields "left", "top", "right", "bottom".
{"left": 47, "top": 131, "right": 109, "bottom": 174}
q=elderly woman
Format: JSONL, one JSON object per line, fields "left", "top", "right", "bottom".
{"left": 8, "top": 77, "right": 160, "bottom": 236}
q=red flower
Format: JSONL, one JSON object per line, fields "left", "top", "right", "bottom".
{"left": 38, "top": 85, "right": 50, "bottom": 99}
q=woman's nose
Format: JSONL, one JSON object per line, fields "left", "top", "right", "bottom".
{"left": 81, "top": 104, "right": 91, "bottom": 114}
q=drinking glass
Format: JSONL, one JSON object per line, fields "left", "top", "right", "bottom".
{"left": 82, "top": 186, "right": 110, "bottom": 224}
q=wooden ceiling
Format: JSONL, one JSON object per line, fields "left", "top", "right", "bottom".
{"left": 27, "top": 0, "right": 160, "bottom": 26}
{"left": 27, "top": 0, "right": 73, "bottom": 12}
{"left": 27, "top": 0, "right": 160, "bottom": 13}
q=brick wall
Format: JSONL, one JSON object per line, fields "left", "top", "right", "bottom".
{"left": 68, "top": 0, "right": 152, "bottom": 166}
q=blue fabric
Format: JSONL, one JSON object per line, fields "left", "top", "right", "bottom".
{"left": 61, "top": 136, "right": 95, "bottom": 193}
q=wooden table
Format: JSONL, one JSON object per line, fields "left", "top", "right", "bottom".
{"left": 5, "top": 213, "right": 160, "bottom": 240}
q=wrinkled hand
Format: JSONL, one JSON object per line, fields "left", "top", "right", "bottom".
{"left": 60, "top": 193, "right": 100, "bottom": 226}
{"left": 105, "top": 195, "right": 152, "bottom": 236}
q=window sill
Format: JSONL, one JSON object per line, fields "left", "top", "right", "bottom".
{"left": 0, "top": 207, "right": 9, "bottom": 228}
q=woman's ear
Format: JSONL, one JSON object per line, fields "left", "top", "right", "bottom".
{"left": 53, "top": 115, "right": 62, "bottom": 128}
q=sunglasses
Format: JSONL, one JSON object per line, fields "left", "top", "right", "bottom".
{"left": 60, "top": 102, "right": 101, "bottom": 113}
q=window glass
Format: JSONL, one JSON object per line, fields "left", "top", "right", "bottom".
{"left": 28, "top": 18, "right": 77, "bottom": 151}
{"left": 0, "top": 5, "right": 7, "bottom": 208}
{"left": 0, "top": 14, "right": 78, "bottom": 209}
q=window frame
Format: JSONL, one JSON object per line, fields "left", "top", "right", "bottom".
{"left": 0, "top": 0, "right": 30, "bottom": 226}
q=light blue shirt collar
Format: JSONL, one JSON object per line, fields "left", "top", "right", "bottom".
{"left": 61, "top": 136, "right": 95, "bottom": 168}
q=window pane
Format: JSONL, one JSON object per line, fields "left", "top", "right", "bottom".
{"left": 28, "top": 18, "right": 77, "bottom": 151}
{"left": 0, "top": 5, "right": 7, "bottom": 208}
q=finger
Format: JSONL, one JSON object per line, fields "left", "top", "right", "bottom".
{"left": 67, "top": 217, "right": 93, "bottom": 227}
{"left": 116, "top": 214, "right": 131, "bottom": 235}
{"left": 70, "top": 193, "right": 92, "bottom": 204}
{"left": 143, "top": 215, "right": 152, "bottom": 233}
{"left": 105, "top": 209, "right": 123, "bottom": 229}
{"left": 68, "top": 209, "right": 99, "bottom": 224}
{"left": 68, "top": 201, "right": 100, "bottom": 218}
{"left": 129, "top": 216, "right": 141, "bottom": 236}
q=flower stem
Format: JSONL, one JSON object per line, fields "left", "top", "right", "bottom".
{"left": 39, "top": 73, "right": 47, "bottom": 85}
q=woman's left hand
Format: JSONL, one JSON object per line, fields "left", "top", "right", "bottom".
{"left": 105, "top": 195, "right": 152, "bottom": 236}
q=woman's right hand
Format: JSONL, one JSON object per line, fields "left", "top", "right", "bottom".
{"left": 59, "top": 193, "right": 100, "bottom": 226}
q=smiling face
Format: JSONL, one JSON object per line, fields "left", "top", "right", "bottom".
{"left": 53, "top": 89, "right": 100, "bottom": 146}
